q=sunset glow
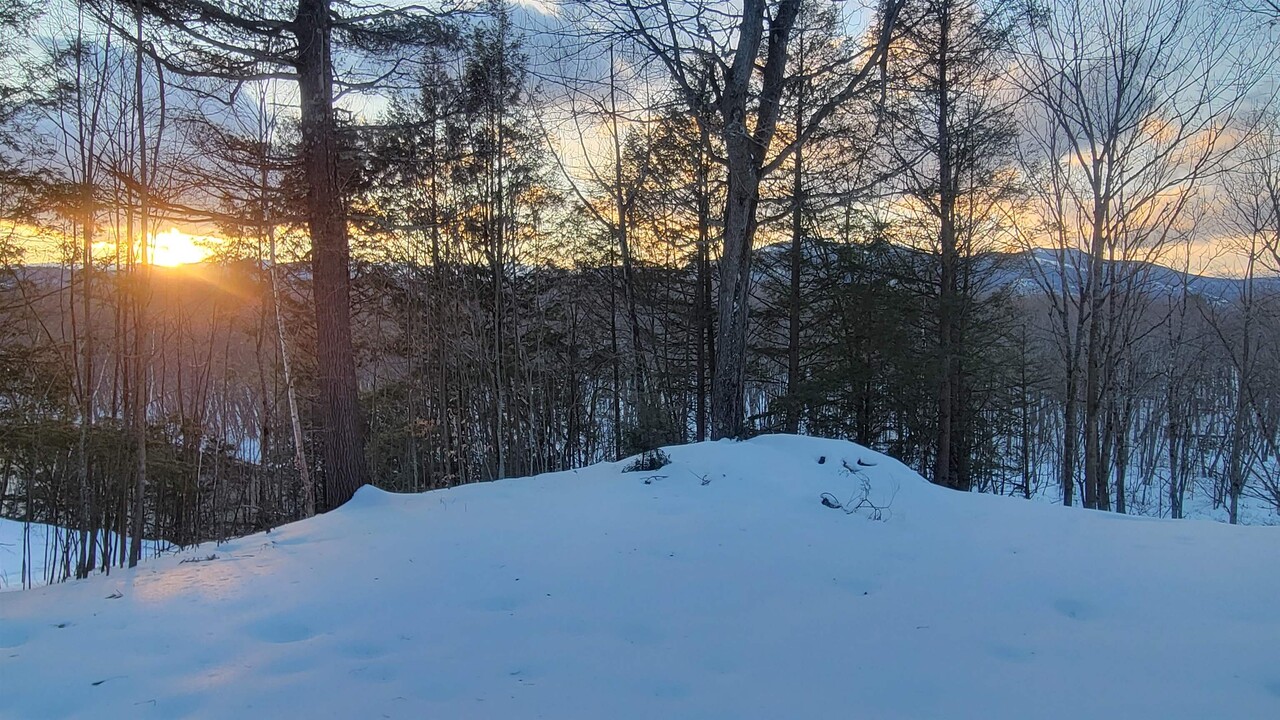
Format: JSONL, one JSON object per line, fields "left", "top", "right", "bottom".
{"left": 149, "top": 228, "right": 215, "bottom": 266}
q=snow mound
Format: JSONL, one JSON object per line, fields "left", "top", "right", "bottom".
{"left": 2, "top": 435, "right": 1278, "bottom": 719}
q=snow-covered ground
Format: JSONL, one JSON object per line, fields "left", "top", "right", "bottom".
{"left": 0, "top": 519, "right": 109, "bottom": 591}
{"left": 1017, "top": 465, "right": 1280, "bottom": 526}
{"left": 0, "top": 519, "right": 171, "bottom": 592}
{"left": 0, "top": 519, "right": 48, "bottom": 589}
{"left": 2, "top": 435, "right": 1278, "bottom": 719}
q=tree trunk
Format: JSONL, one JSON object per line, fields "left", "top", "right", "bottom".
{"left": 128, "top": 8, "right": 149, "bottom": 569}
{"left": 608, "top": 46, "right": 647, "bottom": 416}
{"left": 785, "top": 30, "right": 806, "bottom": 436}
{"left": 1115, "top": 398, "right": 1131, "bottom": 514}
{"left": 933, "top": 4, "right": 957, "bottom": 489}
{"left": 1083, "top": 191, "right": 1107, "bottom": 510}
{"left": 76, "top": 185, "right": 95, "bottom": 578}
{"left": 1166, "top": 374, "right": 1183, "bottom": 519}
{"left": 296, "top": 0, "right": 370, "bottom": 509}
{"left": 711, "top": 154, "right": 762, "bottom": 440}
{"left": 709, "top": 0, "right": 801, "bottom": 440}
{"left": 695, "top": 116, "right": 712, "bottom": 442}
{"left": 269, "top": 229, "right": 313, "bottom": 518}
{"left": 610, "top": 262, "right": 622, "bottom": 458}
{"left": 1063, "top": 372, "right": 1077, "bottom": 507}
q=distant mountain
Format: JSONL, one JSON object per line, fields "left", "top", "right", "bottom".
{"left": 10, "top": 243, "right": 1274, "bottom": 306}
{"left": 987, "top": 248, "right": 1280, "bottom": 303}
{"left": 752, "top": 240, "right": 1279, "bottom": 304}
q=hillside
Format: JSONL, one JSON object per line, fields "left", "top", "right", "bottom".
{"left": 1, "top": 435, "right": 1278, "bottom": 719}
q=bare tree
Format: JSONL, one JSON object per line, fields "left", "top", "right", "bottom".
{"left": 582, "top": 0, "right": 906, "bottom": 438}
{"left": 1016, "top": 0, "right": 1262, "bottom": 508}
{"left": 1211, "top": 115, "right": 1280, "bottom": 522}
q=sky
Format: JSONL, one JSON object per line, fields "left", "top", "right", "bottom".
{"left": 3, "top": 0, "right": 1276, "bottom": 278}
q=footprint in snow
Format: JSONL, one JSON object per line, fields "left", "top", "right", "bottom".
{"left": 987, "top": 643, "right": 1036, "bottom": 663}
{"left": 243, "top": 616, "right": 316, "bottom": 644}
{"left": 1052, "top": 598, "right": 1097, "bottom": 621}
{"left": 0, "top": 624, "right": 29, "bottom": 649}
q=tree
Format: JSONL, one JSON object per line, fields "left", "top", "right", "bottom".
{"left": 1235, "top": 0, "right": 1280, "bottom": 23}
{"left": 0, "top": 1, "right": 37, "bottom": 152}
{"left": 1211, "top": 116, "right": 1280, "bottom": 522}
{"left": 1016, "top": 0, "right": 1262, "bottom": 509}
{"left": 356, "top": 3, "right": 560, "bottom": 481}
{"left": 762, "top": 0, "right": 887, "bottom": 435}
{"left": 887, "top": 0, "right": 1020, "bottom": 489}
{"left": 585, "top": 0, "right": 906, "bottom": 438}
{"left": 81, "top": 0, "right": 452, "bottom": 509}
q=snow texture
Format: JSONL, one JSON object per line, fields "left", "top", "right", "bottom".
{"left": 1, "top": 435, "right": 1278, "bottom": 719}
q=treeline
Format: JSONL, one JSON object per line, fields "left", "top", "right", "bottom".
{"left": 1, "top": 0, "right": 1279, "bottom": 586}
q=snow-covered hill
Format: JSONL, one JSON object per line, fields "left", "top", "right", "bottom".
{"left": 1, "top": 435, "right": 1277, "bottom": 719}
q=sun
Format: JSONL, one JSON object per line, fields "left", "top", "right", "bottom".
{"left": 150, "top": 228, "right": 214, "bottom": 266}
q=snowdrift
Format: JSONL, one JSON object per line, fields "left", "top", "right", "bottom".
{"left": 1, "top": 435, "right": 1278, "bottom": 719}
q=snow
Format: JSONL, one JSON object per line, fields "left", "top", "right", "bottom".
{"left": 0, "top": 519, "right": 171, "bottom": 592}
{"left": 2, "top": 434, "right": 1278, "bottom": 719}
{"left": 0, "top": 519, "right": 46, "bottom": 589}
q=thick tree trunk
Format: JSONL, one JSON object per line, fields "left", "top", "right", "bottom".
{"left": 711, "top": 155, "right": 761, "bottom": 440}
{"left": 709, "top": 0, "right": 801, "bottom": 440}
{"left": 296, "top": 0, "right": 370, "bottom": 509}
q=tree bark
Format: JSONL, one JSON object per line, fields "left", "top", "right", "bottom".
{"left": 710, "top": 0, "right": 802, "bottom": 440}
{"left": 128, "top": 7, "right": 149, "bottom": 568}
{"left": 785, "top": 47, "right": 804, "bottom": 435}
{"left": 1083, "top": 189, "right": 1107, "bottom": 510}
{"left": 711, "top": 155, "right": 761, "bottom": 439}
{"left": 296, "top": 0, "right": 370, "bottom": 509}
{"left": 932, "top": 1, "right": 957, "bottom": 490}
{"left": 695, "top": 113, "right": 712, "bottom": 442}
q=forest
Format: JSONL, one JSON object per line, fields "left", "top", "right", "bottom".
{"left": 1, "top": 0, "right": 1278, "bottom": 587}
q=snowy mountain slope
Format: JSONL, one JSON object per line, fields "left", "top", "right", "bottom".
{"left": 752, "top": 240, "right": 1280, "bottom": 302}
{"left": 1, "top": 435, "right": 1278, "bottom": 719}
{"left": 990, "top": 247, "right": 1280, "bottom": 301}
